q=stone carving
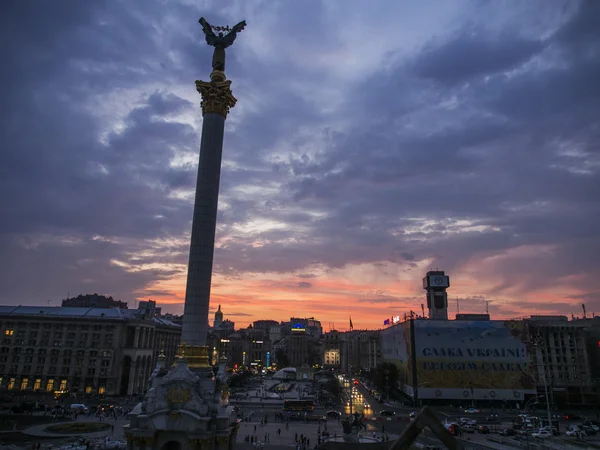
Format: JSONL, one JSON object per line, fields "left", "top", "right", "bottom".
{"left": 141, "top": 358, "right": 210, "bottom": 416}
{"left": 341, "top": 412, "right": 366, "bottom": 443}
{"left": 166, "top": 385, "right": 193, "bottom": 404}
{"left": 195, "top": 79, "right": 237, "bottom": 117}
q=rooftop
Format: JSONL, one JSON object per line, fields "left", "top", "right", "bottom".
{"left": 0, "top": 305, "right": 181, "bottom": 327}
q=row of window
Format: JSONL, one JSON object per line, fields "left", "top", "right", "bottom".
{"left": 0, "top": 348, "right": 113, "bottom": 357}
{"left": 0, "top": 365, "right": 110, "bottom": 376}
{"left": 0, "top": 377, "right": 107, "bottom": 394}
{"left": 2, "top": 323, "right": 116, "bottom": 331}
{"left": 0, "top": 355, "right": 111, "bottom": 366}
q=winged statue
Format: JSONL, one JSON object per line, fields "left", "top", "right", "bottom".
{"left": 199, "top": 17, "right": 247, "bottom": 72}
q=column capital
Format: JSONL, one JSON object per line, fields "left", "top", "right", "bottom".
{"left": 195, "top": 72, "right": 237, "bottom": 118}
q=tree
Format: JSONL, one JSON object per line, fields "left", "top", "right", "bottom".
{"left": 275, "top": 349, "right": 289, "bottom": 367}
{"left": 374, "top": 362, "right": 399, "bottom": 397}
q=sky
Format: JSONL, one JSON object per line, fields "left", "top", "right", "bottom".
{"left": 1, "top": 0, "right": 599, "bottom": 331}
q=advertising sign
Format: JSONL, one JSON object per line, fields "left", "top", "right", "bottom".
{"left": 413, "top": 320, "right": 535, "bottom": 400}
{"left": 381, "top": 322, "right": 414, "bottom": 393}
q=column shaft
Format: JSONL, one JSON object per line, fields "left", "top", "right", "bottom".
{"left": 182, "top": 112, "right": 226, "bottom": 346}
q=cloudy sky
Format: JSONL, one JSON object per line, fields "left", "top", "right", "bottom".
{"left": 1, "top": 0, "right": 599, "bottom": 330}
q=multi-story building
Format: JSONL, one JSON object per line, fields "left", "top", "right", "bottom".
{"left": 524, "top": 315, "right": 599, "bottom": 407}
{"left": 340, "top": 330, "right": 382, "bottom": 373}
{"left": 290, "top": 317, "right": 322, "bottom": 338}
{"left": 0, "top": 305, "right": 180, "bottom": 397}
{"left": 323, "top": 330, "right": 341, "bottom": 370}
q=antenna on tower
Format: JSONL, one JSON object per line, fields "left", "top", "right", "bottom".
{"left": 582, "top": 304, "right": 587, "bottom": 319}
{"left": 47, "top": 299, "right": 51, "bottom": 307}
{"left": 485, "top": 301, "right": 489, "bottom": 314}
{"left": 421, "top": 303, "right": 425, "bottom": 318}
{"left": 457, "top": 298, "right": 460, "bottom": 314}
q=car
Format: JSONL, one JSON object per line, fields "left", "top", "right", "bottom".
{"left": 326, "top": 410, "right": 342, "bottom": 418}
{"left": 579, "top": 425, "right": 597, "bottom": 435}
{"left": 305, "top": 414, "right": 326, "bottom": 422}
{"left": 464, "top": 408, "right": 480, "bottom": 414}
{"left": 532, "top": 430, "right": 552, "bottom": 439}
{"left": 463, "top": 425, "right": 476, "bottom": 434}
{"left": 409, "top": 412, "right": 417, "bottom": 419}
{"left": 459, "top": 418, "right": 476, "bottom": 426}
{"left": 566, "top": 429, "right": 586, "bottom": 438}
{"left": 69, "top": 403, "right": 89, "bottom": 413}
{"left": 477, "top": 425, "right": 490, "bottom": 434}
{"left": 486, "top": 414, "right": 499, "bottom": 423}
{"left": 564, "top": 413, "right": 582, "bottom": 421}
{"left": 582, "top": 420, "right": 600, "bottom": 432}
{"left": 380, "top": 410, "right": 395, "bottom": 417}
{"left": 539, "top": 426, "right": 560, "bottom": 436}
{"left": 500, "top": 429, "right": 516, "bottom": 436}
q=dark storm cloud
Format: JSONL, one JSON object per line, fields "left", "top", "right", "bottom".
{"left": 412, "top": 27, "right": 544, "bottom": 85}
{"left": 210, "top": 1, "right": 600, "bottom": 309}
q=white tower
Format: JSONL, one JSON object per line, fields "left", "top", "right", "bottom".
{"left": 423, "top": 271, "right": 450, "bottom": 320}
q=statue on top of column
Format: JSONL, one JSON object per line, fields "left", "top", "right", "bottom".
{"left": 199, "top": 17, "right": 247, "bottom": 72}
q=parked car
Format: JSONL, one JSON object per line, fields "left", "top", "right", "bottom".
{"left": 326, "top": 410, "right": 342, "bottom": 418}
{"left": 380, "top": 410, "right": 395, "bottom": 417}
{"left": 532, "top": 430, "right": 552, "bottom": 439}
{"left": 579, "top": 425, "right": 597, "bottom": 435}
{"left": 566, "top": 428, "right": 586, "bottom": 438}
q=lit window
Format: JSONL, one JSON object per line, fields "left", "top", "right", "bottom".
{"left": 85, "top": 386, "right": 92, "bottom": 394}
{"left": 8, "top": 377, "right": 15, "bottom": 390}
{"left": 98, "top": 386, "right": 105, "bottom": 395}
{"left": 59, "top": 379, "right": 67, "bottom": 391}
{"left": 34, "top": 379, "right": 41, "bottom": 390}
{"left": 46, "top": 380, "right": 55, "bottom": 391}
{"left": 20, "top": 378, "right": 29, "bottom": 390}
{"left": 4, "top": 330, "right": 14, "bottom": 336}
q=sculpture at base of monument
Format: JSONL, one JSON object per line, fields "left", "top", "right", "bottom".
{"left": 341, "top": 412, "right": 366, "bottom": 443}
{"left": 199, "top": 17, "right": 247, "bottom": 73}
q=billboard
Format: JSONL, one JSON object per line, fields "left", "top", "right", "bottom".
{"left": 381, "top": 321, "right": 414, "bottom": 393}
{"left": 413, "top": 320, "right": 535, "bottom": 400}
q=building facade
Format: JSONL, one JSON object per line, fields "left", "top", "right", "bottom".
{"left": 0, "top": 305, "right": 180, "bottom": 397}
{"left": 525, "top": 315, "right": 599, "bottom": 407}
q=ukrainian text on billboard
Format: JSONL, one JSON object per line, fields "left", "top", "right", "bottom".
{"left": 413, "top": 320, "right": 535, "bottom": 400}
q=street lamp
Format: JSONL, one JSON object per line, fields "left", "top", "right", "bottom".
{"left": 532, "top": 334, "right": 553, "bottom": 431}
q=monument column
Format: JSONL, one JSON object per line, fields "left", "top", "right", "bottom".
{"left": 179, "top": 18, "right": 245, "bottom": 370}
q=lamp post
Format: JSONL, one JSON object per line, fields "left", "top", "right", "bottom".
{"left": 532, "top": 334, "right": 553, "bottom": 431}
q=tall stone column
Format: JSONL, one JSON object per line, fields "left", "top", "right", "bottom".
{"left": 179, "top": 69, "right": 237, "bottom": 369}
